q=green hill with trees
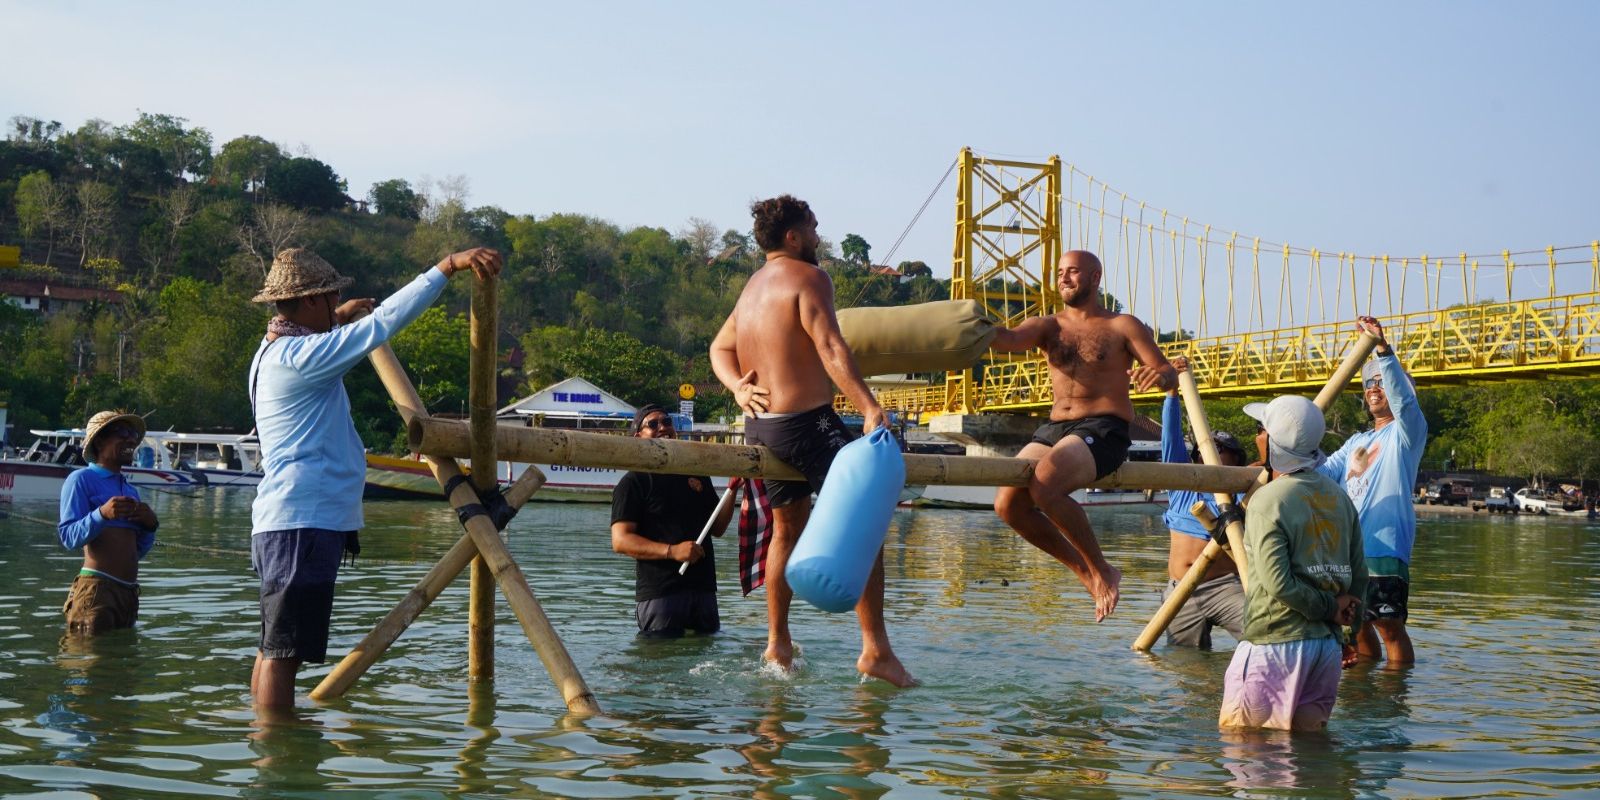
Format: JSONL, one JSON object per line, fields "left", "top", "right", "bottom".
{"left": 1, "top": 111, "right": 1596, "bottom": 485}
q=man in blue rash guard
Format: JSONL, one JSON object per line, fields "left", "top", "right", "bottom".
{"left": 58, "top": 410, "right": 160, "bottom": 634}
{"left": 1159, "top": 357, "right": 1248, "bottom": 648}
{"left": 1312, "top": 315, "right": 1425, "bottom": 666}
{"left": 247, "top": 246, "right": 501, "bottom": 708}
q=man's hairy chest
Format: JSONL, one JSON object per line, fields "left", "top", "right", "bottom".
{"left": 1044, "top": 325, "right": 1127, "bottom": 371}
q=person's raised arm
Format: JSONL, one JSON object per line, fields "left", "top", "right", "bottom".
{"left": 710, "top": 313, "right": 769, "bottom": 416}
{"left": 796, "top": 270, "right": 885, "bottom": 431}
{"left": 987, "top": 316, "right": 1048, "bottom": 353}
{"left": 291, "top": 248, "right": 501, "bottom": 384}
{"left": 1161, "top": 357, "right": 1190, "bottom": 464}
{"left": 1360, "top": 316, "right": 1427, "bottom": 446}
{"left": 1122, "top": 316, "right": 1177, "bottom": 393}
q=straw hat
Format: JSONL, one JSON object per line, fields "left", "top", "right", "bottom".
{"left": 83, "top": 410, "right": 146, "bottom": 459}
{"left": 251, "top": 248, "right": 354, "bottom": 303}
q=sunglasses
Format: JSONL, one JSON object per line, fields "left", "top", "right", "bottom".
{"left": 1364, "top": 378, "right": 1384, "bottom": 390}
{"left": 641, "top": 417, "right": 674, "bottom": 431}
{"left": 103, "top": 423, "right": 140, "bottom": 440}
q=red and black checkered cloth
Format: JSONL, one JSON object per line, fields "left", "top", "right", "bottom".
{"left": 732, "top": 477, "right": 773, "bottom": 595}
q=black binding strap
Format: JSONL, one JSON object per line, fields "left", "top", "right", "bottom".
{"left": 444, "top": 473, "right": 515, "bottom": 531}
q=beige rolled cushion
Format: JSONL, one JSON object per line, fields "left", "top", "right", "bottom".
{"left": 837, "top": 299, "right": 998, "bottom": 376}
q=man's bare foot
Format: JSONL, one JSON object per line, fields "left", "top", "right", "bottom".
{"left": 857, "top": 652, "right": 919, "bottom": 688}
{"left": 763, "top": 640, "right": 795, "bottom": 671}
{"left": 1088, "top": 564, "right": 1122, "bottom": 622}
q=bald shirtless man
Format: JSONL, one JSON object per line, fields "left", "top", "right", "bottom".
{"left": 988, "top": 250, "right": 1176, "bottom": 621}
{"left": 709, "top": 194, "right": 914, "bottom": 687}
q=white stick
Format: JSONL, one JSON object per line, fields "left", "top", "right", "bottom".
{"left": 680, "top": 484, "right": 738, "bottom": 575}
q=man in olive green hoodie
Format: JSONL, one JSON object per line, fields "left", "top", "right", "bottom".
{"left": 1220, "top": 395, "right": 1367, "bottom": 732}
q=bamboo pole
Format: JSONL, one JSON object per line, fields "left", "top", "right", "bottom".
{"left": 409, "top": 418, "right": 1262, "bottom": 494}
{"left": 468, "top": 276, "right": 499, "bottom": 681}
{"left": 1177, "top": 368, "right": 1251, "bottom": 590}
{"left": 1132, "top": 331, "right": 1379, "bottom": 651}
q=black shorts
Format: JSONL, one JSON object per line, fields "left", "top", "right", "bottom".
{"left": 744, "top": 405, "right": 855, "bottom": 508}
{"left": 252, "top": 528, "right": 350, "bottom": 663}
{"left": 636, "top": 591, "right": 721, "bottom": 638}
{"left": 1364, "top": 575, "right": 1409, "bottom": 622}
{"left": 1030, "top": 415, "right": 1132, "bottom": 479}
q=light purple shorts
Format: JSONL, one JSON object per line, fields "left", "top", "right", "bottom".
{"left": 1219, "top": 638, "right": 1342, "bottom": 731}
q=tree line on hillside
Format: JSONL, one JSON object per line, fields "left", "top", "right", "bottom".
{"left": 0, "top": 112, "right": 949, "bottom": 453}
{"left": 0, "top": 112, "right": 1595, "bottom": 486}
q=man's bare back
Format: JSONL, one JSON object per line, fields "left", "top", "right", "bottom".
{"left": 732, "top": 257, "right": 836, "bottom": 414}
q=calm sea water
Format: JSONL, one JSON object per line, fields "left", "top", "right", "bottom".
{"left": 0, "top": 490, "right": 1595, "bottom": 798}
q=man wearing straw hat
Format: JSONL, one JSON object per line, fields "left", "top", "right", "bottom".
{"left": 57, "top": 410, "right": 160, "bottom": 634}
{"left": 1221, "top": 395, "right": 1365, "bottom": 732}
{"left": 247, "top": 246, "right": 501, "bottom": 707}
{"left": 609, "top": 403, "right": 735, "bottom": 638}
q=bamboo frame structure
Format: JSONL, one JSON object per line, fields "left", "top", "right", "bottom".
{"left": 311, "top": 333, "right": 600, "bottom": 714}
{"left": 1131, "top": 332, "right": 1378, "bottom": 651}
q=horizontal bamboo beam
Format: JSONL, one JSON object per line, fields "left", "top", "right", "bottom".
{"left": 408, "top": 418, "right": 1261, "bottom": 494}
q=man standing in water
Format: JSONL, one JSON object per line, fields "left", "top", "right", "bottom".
{"left": 1222, "top": 395, "right": 1365, "bottom": 731}
{"left": 987, "top": 250, "right": 1176, "bottom": 621}
{"left": 610, "top": 403, "right": 735, "bottom": 638}
{"left": 57, "top": 410, "right": 160, "bottom": 634}
{"left": 1315, "top": 316, "right": 1425, "bottom": 666}
{"left": 248, "top": 246, "right": 500, "bottom": 707}
{"left": 709, "top": 194, "right": 914, "bottom": 687}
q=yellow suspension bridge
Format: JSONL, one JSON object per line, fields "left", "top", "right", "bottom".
{"left": 844, "top": 148, "right": 1600, "bottom": 418}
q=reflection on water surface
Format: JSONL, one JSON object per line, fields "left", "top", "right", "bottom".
{"left": 1, "top": 495, "right": 1596, "bottom": 797}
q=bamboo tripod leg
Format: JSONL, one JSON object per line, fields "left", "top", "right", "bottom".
{"left": 433, "top": 456, "right": 600, "bottom": 714}
{"left": 1132, "top": 332, "right": 1380, "bottom": 652}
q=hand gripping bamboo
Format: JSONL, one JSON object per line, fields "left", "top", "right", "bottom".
{"left": 1132, "top": 331, "right": 1379, "bottom": 652}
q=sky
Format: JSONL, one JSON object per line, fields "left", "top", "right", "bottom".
{"left": 4, "top": 1, "right": 1598, "bottom": 319}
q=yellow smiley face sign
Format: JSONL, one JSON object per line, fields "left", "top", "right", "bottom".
{"left": 678, "top": 383, "right": 696, "bottom": 400}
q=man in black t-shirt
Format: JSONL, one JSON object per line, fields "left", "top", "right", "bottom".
{"left": 610, "top": 404, "right": 736, "bottom": 637}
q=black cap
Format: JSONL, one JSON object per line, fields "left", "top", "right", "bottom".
{"left": 631, "top": 403, "right": 668, "bottom": 434}
{"left": 1213, "top": 431, "right": 1246, "bottom": 457}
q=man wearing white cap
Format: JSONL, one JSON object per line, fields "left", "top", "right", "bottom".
{"left": 1220, "top": 395, "right": 1366, "bottom": 732}
{"left": 247, "top": 246, "right": 501, "bottom": 707}
{"left": 57, "top": 410, "right": 160, "bottom": 633}
{"left": 1314, "top": 316, "right": 1424, "bottom": 666}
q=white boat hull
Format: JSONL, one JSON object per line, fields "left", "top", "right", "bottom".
{"left": 0, "top": 459, "right": 207, "bottom": 502}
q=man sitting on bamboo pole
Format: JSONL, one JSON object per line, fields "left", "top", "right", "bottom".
{"left": 709, "top": 194, "right": 915, "bottom": 687}
{"left": 1159, "top": 358, "right": 1247, "bottom": 649}
{"left": 987, "top": 250, "right": 1176, "bottom": 622}
{"left": 247, "top": 246, "right": 502, "bottom": 708}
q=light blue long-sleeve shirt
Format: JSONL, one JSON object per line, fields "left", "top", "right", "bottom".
{"left": 1161, "top": 394, "right": 1242, "bottom": 540}
{"left": 249, "top": 268, "right": 447, "bottom": 535}
{"left": 1315, "top": 351, "right": 1427, "bottom": 563}
{"left": 58, "top": 465, "right": 157, "bottom": 559}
